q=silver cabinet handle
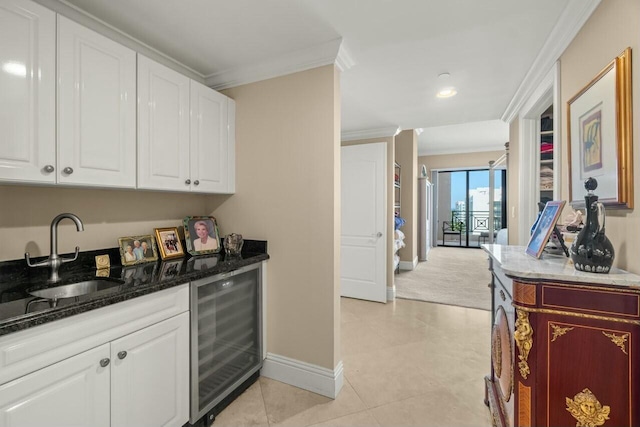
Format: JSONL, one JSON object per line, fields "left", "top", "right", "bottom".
{"left": 194, "top": 180, "right": 199, "bottom": 186}
{"left": 44, "top": 165, "right": 54, "bottom": 173}
{"left": 117, "top": 351, "right": 127, "bottom": 360}
{"left": 63, "top": 167, "right": 74, "bottom": 175}
{"left": 100, "top": 358, "right": 110, "bottom": 367}
{"left": 185, "top": 179, "right": 191, "bottom": 185}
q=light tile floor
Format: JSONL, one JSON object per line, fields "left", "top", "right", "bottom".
{"left": 213, "top": 298, "right": 493, "bottom": 426}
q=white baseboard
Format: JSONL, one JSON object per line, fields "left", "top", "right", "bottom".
{"left": 387, "top": 285, "right": 396, "bottom": 302}
{"left": 399, "top": 256, "right": 418, "bottom": 271}
{"left": 261, "top": 353, "right": 344, "bottom": 399}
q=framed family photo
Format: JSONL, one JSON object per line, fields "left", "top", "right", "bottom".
{"left": 567, "top": 47, "right": 633, "bottom": 209}
{"left": 118, "top": 235, "right": 158, "bottom": 266}
{"left": 154, "top": 227, "right": 185, "bottom": 260}
{"left": 183, "top": 216, "right": 221, "bottom": 256}
{"left": 526, "top": 201, "right": 565, "bottom": 259}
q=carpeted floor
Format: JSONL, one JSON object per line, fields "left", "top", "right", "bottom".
{"left": 394, "top": 246, "right": 491, "bottom": 311}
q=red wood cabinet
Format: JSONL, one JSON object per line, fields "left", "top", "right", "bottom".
{"left": 486, "top": 258, "right": 640, "bottom": 426}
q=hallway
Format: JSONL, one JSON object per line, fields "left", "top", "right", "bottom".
{"left": 213, "top": 298, "right": 492, "bottom": 426}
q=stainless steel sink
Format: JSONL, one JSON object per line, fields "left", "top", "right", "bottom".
{"left": 29, "top": 279, "right": 124, "bottom": 301}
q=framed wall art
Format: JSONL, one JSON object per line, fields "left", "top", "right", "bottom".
{"left": 154, "top": 227, "right": 185, "bottom": 260}
{"left": 567, "top": 47, "right": 633, "bottom": 209}
{"left": 526, "top": 201, "right": 565, "bottom": 259}
{"left": 183, "top": 216, "right": 221, "bottom": 256}
{"left": 118, "top": 234, "right": 158, "bottom": 266}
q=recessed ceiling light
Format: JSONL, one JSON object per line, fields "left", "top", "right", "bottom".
{"left": 436, "top": 87, "right": 457, "bottom": 98}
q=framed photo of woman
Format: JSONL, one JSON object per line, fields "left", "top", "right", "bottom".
{"left": 183, "top": 216, "right": 221, "bottom": 256}
{"left": 154, "top": 227, "right": 185, "bottom": 260}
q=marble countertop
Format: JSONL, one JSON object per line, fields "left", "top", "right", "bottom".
{"left": 0, "top": 240, "right": 268, "bottom": 337}
{"left": 482, "top": 244, "right": 640, "bottom": 288}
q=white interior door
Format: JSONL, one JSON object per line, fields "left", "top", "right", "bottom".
{"left": 341, "top": 143, "right": 387, "bottom": 303}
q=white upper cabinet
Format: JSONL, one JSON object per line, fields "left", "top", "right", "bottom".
{"left": 0, "top": 0, "right": 56, "bottom": 183}
{"left": 137, "top": 54, "right": 190, "bottom": 191}
{"left": 190, "top": 80, "right": 234, "bottom": 193}
{"left": 57, "top": 15, "right": 136, "bottom": 188}
{"left": 138, "top": 54, "right": 235, "bottom": 193}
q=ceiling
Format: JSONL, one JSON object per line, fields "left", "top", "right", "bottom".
{"left": 61, "top": 0, "right": 577, "bottom": 155}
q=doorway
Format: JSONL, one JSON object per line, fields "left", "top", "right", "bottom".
{"left": 436, "top": 169, "right": 506, "bottom": 247}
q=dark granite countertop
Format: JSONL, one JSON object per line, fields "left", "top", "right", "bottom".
{"left": 0, "top": 240, "right": 268, "bottom": 337}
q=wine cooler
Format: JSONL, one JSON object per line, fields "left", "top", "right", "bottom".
{"left": 189, "top": 263, "right": 263, "bottom": 423}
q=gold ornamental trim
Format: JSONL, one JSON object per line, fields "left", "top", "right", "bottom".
{"left": 513, "top": 304, "right": 640, "bottom": 326}
{"left": 566, "top": 388, "right": 610, "bottom": 427}
{"left": 514, "top": 282, "right": 536, "bottom": 305}
{"left": 550, "top": 324, "right": 574, "bottom": 342}
{"left": 602, "top": 331, "right": 629, "bottom": 354}
{"left": 518, "top": 382, "right": 531, "bottom": 427}
{"left": 492, "top": 324, "right": 502, "bottom": 378}
{"left": 514, "top": 309, "right": 533, "bottom": 379}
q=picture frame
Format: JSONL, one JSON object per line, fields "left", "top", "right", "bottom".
{"left": 118, "top": 235, "right": 158, "bottom": 266}
{"left": 154, "top": 227, "right": 185, "bottom": 260}
{"left": 567, "top": 47, "right": 633, "bottom": 209}
{"left": 183, "top": 216, "right": 221, "bottom": 256}
{"left": 159, "top": 259, "right": 183, "bottom": 281}
{"left": 525, "top": 201, "right": 566, "bottom": 259}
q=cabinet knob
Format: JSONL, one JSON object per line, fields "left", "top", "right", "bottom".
{"left": 63, "top": 167, "right": 74, "bottom": 175}
{"left": 194, "top": 180, "right": 200, "bottom": 186}
{"left": 117, "top": 351, "right": 127, "bottom": 360}
{"left": 499, "top": 290, "right": 506, "bottom": 301}
{"left": 43, "top": 165, "right": 54, "bottom": 173}
{"left": 99, "top": 358, "right": 110, "bottom": 367}
{"left": 185, "top": 179, "right": 191, "bottom": 185}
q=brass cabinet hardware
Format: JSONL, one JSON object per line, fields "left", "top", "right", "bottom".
{"left": 550, "top": 324, "right": 574, "bottom": 342}
{"left": 566, "top": 388, "right": 610, "bottom": 427}
{"left": 514, "top": 309, "right": 533, "bottom": 379}
{"left": 602, "top": 331, "right": 629, "bottom": 354}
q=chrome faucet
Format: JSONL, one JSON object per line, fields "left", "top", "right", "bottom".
{"left": 25, "top": 213, "right": 85, "bottom": 283}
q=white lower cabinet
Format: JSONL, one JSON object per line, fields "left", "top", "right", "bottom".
{"left": 0, "top": 344, "right": 111, "bottom": 427}
{"left": 0, "top": 299, "right": 189, "bottom": 427}
{"left": 111, "top": 312, "right": 189, "bottom": 427}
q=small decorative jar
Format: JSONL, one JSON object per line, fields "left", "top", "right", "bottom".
{"left": 223, "top": 233, "right": 244, "bottom": 257}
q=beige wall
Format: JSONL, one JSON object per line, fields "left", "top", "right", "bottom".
{"left": 341, "top": 136, "right": 396, "bottom": 291}
{"left": 559, "top": 0, "right": 640, "bottom": 272}
{"left": 210, "top": 65, "right": 340, "bottom": 370}
{"left": 395, "top": 130, "right": 418, "bottom": 264}
{"left": 419, "top": 150, "right": 505, "bottom": 178}
{"left": 0, "top": 185, "right": 206, "bottom": 261}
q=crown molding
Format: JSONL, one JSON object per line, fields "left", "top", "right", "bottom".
{"left": 341, "top": 127, "right": 401, "bottom": 141}
{"left": 50, "top": 0, "right": 205, "bottom": 81}
{"left": 336, "top": 43, "right": 355, "bottom": 72}
{"left": 501, "top": 0, "right": 601, "bottom": 123}
{"left": 419, "top": 143, "right": 506, "bottom": 157}
{"left": 205, "top": 38, "right": 343, "bottom": 90}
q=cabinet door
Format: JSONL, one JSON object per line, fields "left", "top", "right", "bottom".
{"left": 137, "top": 54, "right": 190, "bottom": 191}
{"left": 539, "top": 314, "right": 635, "bottom": 427}
{"left": 57, "top": 15, "right": 136, "bottom": 188}
{"left": 0, "top": 0, "right": 55, "bottom": 183}
{"left": 110, "top": 312, "right": 189, "bottom": 427}
{"left": 190, "top": 80, "right": 230, "bottom": 193}
{"left": 0, "top": 344, "right": 110, "bottom": 427}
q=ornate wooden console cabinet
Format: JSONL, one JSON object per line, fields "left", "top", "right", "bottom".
{"left": 484, "top": 245, "right": 640, "bottom": 427}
